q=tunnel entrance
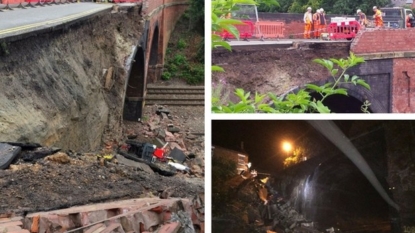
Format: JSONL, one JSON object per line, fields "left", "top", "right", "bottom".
{"left": 148, "top": 26, "right": 159, "bottom": 83}
{"left": 123, "top": 47, "right": 145, "bottom": 121}
{"left": 310, "top": 93, "right": 373, "bottom": 113}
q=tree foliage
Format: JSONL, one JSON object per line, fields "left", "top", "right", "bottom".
{"left": 283, "top": 147, "right": 307, "bottom": 168}
{"left": 269, "top": 0, "right": 391, "bottom": 14}
{"left": 188, "top": 0, "right": 205, "bottom": 35}
{"left": 212, "top": 154, "right": 237, "bottom": 215}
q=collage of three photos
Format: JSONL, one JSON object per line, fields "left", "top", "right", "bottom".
{"left": 0, "top": 0, "right": 414, "bottom": 232}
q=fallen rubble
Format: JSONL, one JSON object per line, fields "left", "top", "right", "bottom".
{"left": 0, "top": 194, "right": 204, "bottom": 233}
{"left": 0, "top": 104, "right": 204, "bottom": 233}
{"left": 121, "top": 105, "right": 205, "bottom": 179}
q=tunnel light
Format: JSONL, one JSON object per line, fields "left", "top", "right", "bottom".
{"left": 282, "top": 141, "right": 292, "bottom": 154}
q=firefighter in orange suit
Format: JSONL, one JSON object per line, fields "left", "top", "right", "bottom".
{"left": 319, "top": 8, "right": 327, "bottom": 35}
{"left": 313, "top": 9, "right": 321, "bottom": 39}
{"left": 372, "top": 6, "right": 383, "bottom": 27}
{"left": 304, "top": 7, "right": 313, "bottom": 39}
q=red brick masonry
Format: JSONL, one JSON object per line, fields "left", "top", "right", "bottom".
{"left": 351, "top": 28, "right": 415, "bottom": 54}
{"left": 0, "top": 195, "right": 204, "bottom": 233}
{"left": 351, "top": 28, "right": 415, "bottom": 113}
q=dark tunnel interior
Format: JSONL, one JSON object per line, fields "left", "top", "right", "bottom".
{"left": 309, "top": 93, "right": 373, "bottom": 113}
{"left": 123, "top": 47, "right": 145, "bottom": 121}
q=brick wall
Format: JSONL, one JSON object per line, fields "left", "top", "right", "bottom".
{"left": 392, "top": 58, "right": 415, "bottom": 113}
{"left": 213, "top": 146, "right": 249, "bottom": 173}
{"left": 350, "top": 28, "right": 415, "bottom": 112}
{"left": 162, "top": 4, "right": 188, "bottom": 59}
{"left": 258, "top": 12, "right": 357, "bottom": 38}
{"left": 348, "top": 59, "right": 394, "bottom": 112}
{"left": 143, "top": 0, "right": 189, "bottom": 82}
{"left": 351, "top": 28, "right": 415, "bottom": 54}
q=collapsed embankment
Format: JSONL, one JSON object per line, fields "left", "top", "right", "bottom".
{"left": 212, "top": 42, "right": 350, "bottom": 99}
{"left": 0, "top": 6, "right": 143, "bottom": 152}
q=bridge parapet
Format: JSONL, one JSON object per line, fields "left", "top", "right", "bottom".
{"left": 351, "top": 28, "right": 415, "bottom": 54}
{"left": 357, "top": 51, "right": 415, "bottom": 60}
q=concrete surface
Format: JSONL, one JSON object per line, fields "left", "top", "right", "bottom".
{"left": 0, "top": 2, "right": 113, "bottom": 40}
{"left": 228, "top": 38, "right": 352, "bottom": 47}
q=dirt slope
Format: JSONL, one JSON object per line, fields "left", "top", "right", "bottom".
{"left": 212, "top": 42, "right": 350, "bottom": 101}
{"left": 0, "top": 7, "right": 143, "bottom": 152}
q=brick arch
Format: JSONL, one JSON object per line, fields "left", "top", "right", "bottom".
{"left": 123, "top": 46, "right": 145, "bottom": 121}
{"left": 122, "top": 0, "right": 190, "bottom": 119}
{"left": 147, "top": 22, "right": 160, "bottom": 84}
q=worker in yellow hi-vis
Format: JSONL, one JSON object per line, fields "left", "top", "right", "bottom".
{"left": 372, "top": 6, "right": 384, "bottom": 27}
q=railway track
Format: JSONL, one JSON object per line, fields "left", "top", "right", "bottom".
{"left": 144, "top": 85, "right": 204, "bottom": 106}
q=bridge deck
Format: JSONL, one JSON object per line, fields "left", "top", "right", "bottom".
{"left": 228, "top": 39, "right": 352, "bottom": 48}
{"left": 0, "top": 3, "right": 119, "bottom": 40}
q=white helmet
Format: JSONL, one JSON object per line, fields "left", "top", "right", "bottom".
{"left": 320, "top": 8, "right": 324, "bottom": 12}
{"left": 357, "top": 9, "right": 361, "bottom": 13}
{"left": 307, "top": 7, "right": 312, "bottom": 10}
{"left": 373, "top": 6, "right": 377, "bottom": 9}
{"left": 316, "top": 9, "right": 321, "bottom": 13}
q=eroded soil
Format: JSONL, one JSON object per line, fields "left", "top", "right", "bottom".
{"left": 212, "top": 42, "right": 350, "bottom": 102}
{"left": 0, "top": 104, "right": 204, "bottom": 216}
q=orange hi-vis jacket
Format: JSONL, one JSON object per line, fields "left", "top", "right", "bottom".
{"left": 313, "top": 12, "right": 320, "bottom": 25}
{"left": 374, "top": 9, "right": 383, "bottom": 27}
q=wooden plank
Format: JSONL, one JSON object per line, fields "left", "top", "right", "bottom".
{"left": 101, "top": 223, "right": 125, "bottom": 233}
{"left": 0, "top": 220, "right": 23, "bottom": 227}
{"left": 84, "top": 223, "right": 106, "bottom": 233}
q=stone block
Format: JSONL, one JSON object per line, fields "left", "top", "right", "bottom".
{"left": 116, "top": 154, "right": 154, "bottom": 174}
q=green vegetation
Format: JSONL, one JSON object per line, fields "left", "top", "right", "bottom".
{"left": 161, "top": 0, "right": 204, "bottom": 85}
{"left": 212, "top": 154, "right": 237, "bottom": 215}
{"left": 265, "top": 0, "right": 391, "bottom": 14}
{"left": 0, "top": 41, "right": 9, "bottom": 56}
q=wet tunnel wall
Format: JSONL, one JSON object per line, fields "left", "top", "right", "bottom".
{"left": 272, "top": 121, "right": 415, "bottom": 232}
{"left": 122, "top": 20, "right": 152, "bottom": 121}
{"left": 123, "top": 46, "right": 145, "bottom": 121}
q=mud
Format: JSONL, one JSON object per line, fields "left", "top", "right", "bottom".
{"left": 0, "top": 151, "right": 203, "bottom": 216}
{"left": 212, "top": 42, "right": 350, "bottom": 100}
